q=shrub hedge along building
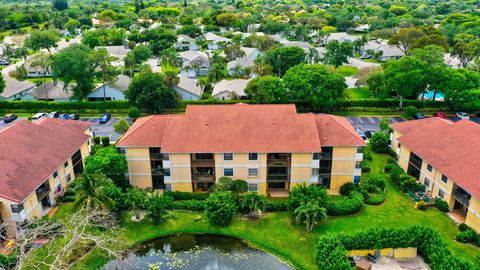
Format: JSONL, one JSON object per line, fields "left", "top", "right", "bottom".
{"left": 117, "top": 104, "right": 365, "bottom": 196}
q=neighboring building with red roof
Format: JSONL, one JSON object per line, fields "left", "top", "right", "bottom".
{"left": 117, "top": 104, "right": 365, "bottom": 196}
{"left": 390, "top": 118, "right": 480, "bottom": 232}
{"left": 0, "top": 119, "right": 92, "bottom": 238}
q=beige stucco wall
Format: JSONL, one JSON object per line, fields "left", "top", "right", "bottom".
{"left": 466, "top": 196, "right": 480, "bottom": 232}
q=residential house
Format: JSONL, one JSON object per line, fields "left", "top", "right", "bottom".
{"left": 390, "top": 118, "right": 480, "bottom": 232}
{"left": 94, "top": 45, "right": 130, "bottom": 66}
{"left": 22, "top": 81, "right": 72, "bottom": 101}
{"left": 0, "top": 119, "right": 92, "bottom": 238}
{"left": 180, "top": 51, "right": 210, "bottom": 78}
{"left": 87, "top": 75, "right": 131, "bottom": 101}
{"left": 360, "top": 40, "right": 404, "bottom": 61}
{"left": 116, "top": 104, "right": 365, "bottom": 196}
{"left": 174, "top": 76, "right": 203, "bottom": 100}
{"left": 0, "top": 76, "right": 35, "bottom": 100}
{"left": 212, "top": 79, "right": 251, "bottom": 100}
{"left": 204, "top": 32, "right": 231, "bottom": 50}
{"left": 325, "top": 32, "right": 359, "bottom": 44}
{"left": 221, "top": 47, "right": 260, "bottom": 63}
{"left": 175, "top": 35, "right": 199, "bottom": 51}
{"left": 354, "top": 24, "right": 370, "bottom": 33}
{"left": 24, "top": 57, "right": 53, "bottom": 78}
{"left": 227, "top": 58, "right": 255, "bottom": 77}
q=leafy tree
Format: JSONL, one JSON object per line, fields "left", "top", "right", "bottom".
{"left": 53, "top": 0, "right": 68, "bottom": 10}
{"left": 92, "top": 48, "right": 120, "bottom": 101}
{"left": 411, "top": 34, "right": 449, "bottom": 51}
{"left": 266, "top": 46, "right": 305, "bottom": 77}
{"left": 50, "top": 44, "right": 96, "bottom": 100}
{"left": 25, "top": 29, "right": 59, "bottom": 52}
{"left": 125, "top": 67, "right": 179, "bottom": 113}
{"left": 128, "top": 106, "right": 140, "bottom": 119}
{"left": 82, "top": 28, "right": 125, "bottom": 48}
{"left": 382, "top": 57, "right": 427, "bottom": 108}
{"left": 287, "top": 184, "right": 329, "bottom": 211}
{"left": 283, "top": 64, "right": 346, "bottom": 111}
{"left": 142, "top": 28, "right": 177, "bottom": 54}
{"left": 205, "top": 192, "right": 238, "bottom": 226}
{"left": 215, "top": 13, "right": 239, "bottom": 27}
{"left": 64, "top": 19, "right": 80, "bottom": 34}
{"left": 161, "top": 61, "right": 180, "bottom": 90}
{"left": 124, "top": 52, "right": 136, "bottom": 77}
{"left": 244, "top": 76, "right": 288, "bottom": 103}
{"left": 224, "top": 44, "right": 246, "bottom": 61}
{"left": 74, "top": 173, "right": 115, "bottom": 211}
{"left": 366, "top": 72, "right": 387, "bottom": 98}
{"left": 369, "top": 132, "right": 390, "bottom": 153}
{"left": 232, "top": 180, "right": 248, "bottom": 194}
{"left": 214, "top": 177, "right": 235, "bottom": 192}
{"left": 294, "top": 202, "right": 327, "bottom": 232}
{"left": 177, "top": 25, "right": 202, "bottom": 38}
{"left": 253, "top": 55, "right": 273, "bottom": 76}
{"left": 85, "top": 146, "right": 128, "bottom": 187}
{"left": 324, "top": 40, "right": 353, "bottom": 68}
{"left": 29, "top": 52, "right": 52, "bottom": 100}
{"left": 388, "top": 28, "right": 425, "bottom": 54}
{"left": 147, "top": 193, "right": 173, "bottom": 223}
{"left": 240, "top": 192, "right": 268, "bottom": 216}
{"left": 242, "top": 34, "right": 277, "bottom": 51}
{"left": 114, "top": 118, "right": 130, "bottom": 134}
{"left": 451, "top": 34, "right": 480, "bottom": 68}
{"left": 132, "top": 44, "right": 151, "bottom": 63}
{"left": 379, "top": 118, "right": 393, "bottom": 134}
{"left": 99, "top": 10, "right": 117, "bottom": 22}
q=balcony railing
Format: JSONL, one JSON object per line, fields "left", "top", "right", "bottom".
{"left": 453, "top": 187, "right": 471, "bottom": 207}
{"left": 36, "top": 186, "right": 50, "bottom": 200}
{"left": 267, "top": 160, "right": 290, "bottom": 166}
{"left": 191, "top": 160, "right": 215, "bottom": 167}
{"left": 150, "top": 153, "right": 169, "bottom": 160}
{"left": 267, "top": 174, "right": 290, "bottom": 181}
{"left": 192, "top": 174, "right": 215, "bottom": 182}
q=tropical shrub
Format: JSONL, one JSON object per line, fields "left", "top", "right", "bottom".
{"left": 326, "top": 191, "right": 364, "bottom": 216}
{"left": 294, "top": 202, "right": 327, "bottom": 232}
{"left": 363, "top": 176, "right": 386, "bottom": 193}
{"left": 435, "top": 199, "right": 449, "bottom": 212}
{"left": 165, "top": 191, "right": 209, "bottom": 200}
{"left": 147, "top": 193, "right": 173, "bottom": 223}
{"left": 364, "top": 192, "right": 385, "bottom": 205}
{"left": 287, "top": 184, "right": 329, "bottom": 211}
{"left": 101, "top": 136, "right": 110, "bottom": 147}
{"left": 458, "top": 223, "right": 470, "bottom": 232}
{"left": 93, "top": 136, "right": 101, "bottom": 145}
{"left": 369, "top": 132, "right": 390, "bottom": 153}
{"left": 128, "top": 106, "right": 140, "bottom": 118}
{"left": 265, "top": 199, "right": 289, "bottom": 212}
{"left": 171, "top": 200, "right": 206, "bottom": 211}
{"left": 239, "top": 192, "right": 268, "bottom": 215}
{"left": 205, "top": 192, "right": 238, "bottom": 226}
{"left": 232, "top": 180, "right": 248, "bottom": 194}
{"left": 339, "top": 182, "right": 356, "bottom": 196}
{"left": 455, "top": 229, "right": 478, "bottom": 243}
{"left": 405, "top": 105, "right": 418, "bottom": 118}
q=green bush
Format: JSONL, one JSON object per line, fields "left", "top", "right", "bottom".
{"left": 171, "top": 200, "right": 206, "bottom": 211}
{"left": 56, "top": 189, "right": 76, "bottom": 203}
{"left": 165, "top": 191, "right": 209, "bottom": 201}
{"left": 455, "top": 229, "right": 478, "bottom": 243}
{"left": 0, "top": 253, "right": 17, "bottom": 269}
{"left": 369, "top": 132, "right": 390, "bottom": 153}
{"left": 361, "top": 161, "right": 371, "bottom": 172}
{"left": 101, "top": 136, "right": 110, "bottom": 147}
{"left": 287, "top": 184, "right": 329, "bottom": 211}
{"left": 326, "top": 191, "right": 364, "bottom": 216}
{"left": 93, "top": 136, "right": 101, "bottom": 145}
{"left": 459, "top": 223, "right": 470, "bottom": 232}
{"left": 363, "top": 151, "right": 372, "bottom": 161}
{"left": 363, "top": 176, "right": 386, "bottom": 193}
{"left": 315, "top": 226, "right": 480, "bottom": 270}
{"left": 239, "top": 192, "right": 268, "bottom": 214}
{"left": 435, "top": 199, "right": 449, "bottom": 212}
{"left": 147, "top": 194, "right": 173, "bottom": 222}
{"left": 232, "top": 179, "right": 248, "bottom": 193}
{"left": 339, "top": 182, "right": 356, "bottom": 196}
{"left": 405, "top": 106, "right": 418, "bottom": 118}
{"left": 205, "top": 191, "right": 238, "bottom": 226}
{"left": 364, "top": 192, "right": 385, "bottom": 205}
{"left": 265, "top": 199, "right": 289, "bottom": 212}
{"left": 128, "top": 106, "right": 140, "bottom": 118}
{"left": 386, "top": 158, "right": 396, "bottom": 164}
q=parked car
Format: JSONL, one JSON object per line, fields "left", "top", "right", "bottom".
{"left": 32, "top": 113, "right": 47, "bottom": 120}
{"left": 414, "top": 112, "right": 424, "bottom": 119}
{"left": 433, "top": 112, "right": 446, "bottom": 119}
{"left": 68, "top": 114, "right": 80, "bottom": 120}
{"left": 365, "top": 131, "right": 373, "bottom": 139}
{"left": 3, "top": 114, "right": 18, "bottom": 123}
{"left": 48, "top": 112, "right": 60, "bottom": 118}
{"left": 0, "top": 57, "right": 9, "bottom": 65}
{"left": 355, "top": 128, "right": 367, "bottom": 140}
{"left": 60, "top": 114, "right": 70, "bottom": 119}
{"left": 99, "top": 113, "right": 111, "bottom": 124}
{"left": 456, "top": 112, "right": 470, "bottom": 120}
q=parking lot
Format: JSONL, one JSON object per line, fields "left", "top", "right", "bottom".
{"left": 0, "top": 116, "right": 129, "bottom": 142}
{"left": 346, "top": 116, "right": 406, "bottom": 133}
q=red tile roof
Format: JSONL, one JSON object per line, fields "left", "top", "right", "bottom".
{"left": 390, "top": 117, "right": 452, "bottom": 134}
{"left": 117, "top": 104, "right": 364, "bottom": 152}
{"left": 393, "top": 119, "right": 480, "bottom": 200}
{"left": 0, "top": 119, "right": 91, "bottom": 203}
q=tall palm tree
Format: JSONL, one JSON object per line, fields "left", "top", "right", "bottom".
{"left": 307, "top": 47, "right": 321, "bottom": 64}
{"left": 30, "top": 52, "right": 52, "bottom": 100}
{"left": 74, "top": 173, "right": 114, "bottom": 211}
{"left": 243, "top": 66, "right": 253, "bottom": 78}
{"left": 162, "top": 61, "right": 180, "bottom": 90}
{"left": 196, "top": 77, "right": 211, "bottom": 93}
{"left": 232, "top": 64, "right": 243, "bottom": 78}
{"left": 208, "top": 63, "right": 226, "bottom": 84}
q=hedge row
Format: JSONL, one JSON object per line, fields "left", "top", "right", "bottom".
{"left": 326, "top": 191, "right": 364, "bottom": 216}
{"left": 316, "top": 226, "right": 480, "bottom": 270}
{"left": 164, "top": 191, "right": 210, "bottom": 201}
{"left": 170, "top": 197, "right": 288, "bottom": 212}
{"left": 0, "top": 98, "right": 451, "bottom": 114}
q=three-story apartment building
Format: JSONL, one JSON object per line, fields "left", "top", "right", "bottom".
{"left": 0, "top": 119, "right": 92, "bottom": 238}
{"left": 117, "top": 104, "right": 365, "bottom": 196}
{"left": 390, "top": 117, "right": 480, "bottom": 232}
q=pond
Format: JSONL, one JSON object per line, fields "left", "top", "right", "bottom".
{"left": 102, "top": 233, "right": 293, "bottom": 270}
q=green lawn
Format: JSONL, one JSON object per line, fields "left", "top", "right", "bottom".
{"left": 326, "top": 65, "right": 360, "bottom": 77}
{"left": 46, "top": 149, "right": 479, "bottom": 270}
{"left": 344, "top": 86, "right": 372, "bottom": 100}
{"left": 362, "top": 59, "right": 382, "bottom": 64}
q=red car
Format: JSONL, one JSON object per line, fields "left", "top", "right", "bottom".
{"left": 433, "top": 112, "right": 446, "bottom": 119}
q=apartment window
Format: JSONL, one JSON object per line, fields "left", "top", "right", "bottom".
{"left": 248, "top": 153, "right": 258, "bottom": 160}
{"left": 311, "top": 168, "right": 319, "bottom": 176}
{"left": 56, "top": 184, "right": 62, "bottom": 194}
{"left": 162, "top": 154, "right": 170, "bottom": 161}
{"left": 10, "top": 204, "right": 24, "bottom": 213}
{"left": 356, "top": 147, "right": 363, "bottom": 154}
{"left": 427, "top": 164, "right": 432, "bottom": 172}
{"left": 64, "top": 161, "right": 69, "bottom": 168}
{"left": 165, "top": 184, "right": 172, "bottom": 192}
{"left": 248, "top": 183, "right": 258, "bottom": 192}
{"left": 66, "top": 173, "right": 72, "bottom": 183}
{"left": 437, "top": 189, "right": 445, "bottom": 199}
{"left": 355, "top": 161, "right": 362, "bottom": 169}
{"left": 313, "top": 153, "right": 320, "bottom": 160}
{"left": 117, "top": 147, "right": 126, "bottom": 155}
{"left": 248, "top": 168, "right": 258, "bottom": 177}
{"left": 424, "top": 177, "right": 430, "bottom": 188}
{"left": 441, "top": 174, "right": 448, "bottom": 184}
{"left": 224, "top": 168, "right": 233, "bottom": 176}
{"left": 53, "top": 171, "right": 58, "bottom": 178}
{"left": 195, "top": 153, "right": 213, "bottom": 160}
{"left": 164, "top": 169, "right": 171, "bottom": 177}
{"left": 224, "top": 153, "right": 233, "bottom": 161}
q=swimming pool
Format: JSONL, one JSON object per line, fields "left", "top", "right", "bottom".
{"left": 424, "top": 91, "right": 445, "bottom": 100}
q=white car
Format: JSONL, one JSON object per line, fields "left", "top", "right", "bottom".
{"left": 32, "top": 113, "right": 48, "bottom": 120}
{"left": 456, "top": 112, "right": 470, "bottom": 120}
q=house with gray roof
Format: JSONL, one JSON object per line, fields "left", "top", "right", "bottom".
{"left": 180, "top": 51, "right": 210, "bottom": 78}
{"left": 227, "top": 58, "right": 255, "bottom": 77}
{"left": 212, "top": 79, "right": 251, "bottom": 100}
{"left": 360, "top": 40, "right": 404, "bottom": 61}
{"left": 87, "top": 75, "right": 131, "bottom": 101}
{"left": 22, "top": 81, "right": 72, "bottom": 101}
{"left": 0, "top": 76, "right": 35, "bottom": 100}
{"left": 175, "top": 35, "right": 199, "bottom": 51}
{"left": 174, "top": 76, "right": 203, "bottom": 100}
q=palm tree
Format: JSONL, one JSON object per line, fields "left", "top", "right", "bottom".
{"left": 162, "top": 61, "right": 180, "bottom": 90}
{"left": 74, "top": 173, "right": 114, "bottom": 211}
{"left": 208, "top": 63, "right": 226, "bottom": 84}
{"left": 208, "top": 51, "right": 226, "bottom": 67}
{"left": 307, "top": 47, "right": 321, "bottom": 64}
{"left": 30, "top": 52, "right": 52, "bottom": 100}
{"left": 294, "top": 202, "right": 327, "bottom": 232}
{"left": 196, "top": 76, "right": 211, "bottom": 93}
{"left": 243, "top": 66, "right": 253, "bottom": 78}
{"left": 124, "top": 52, "right": 136, "bottom": 77}
{"left": 232, "top": 64, "right": 243, "bottom": 78}
{"left": 160, "top": 48, "right": 182, "bottom": 67}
